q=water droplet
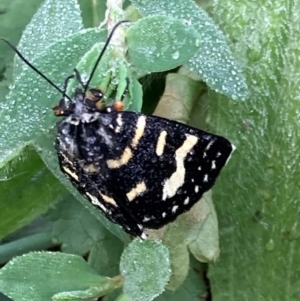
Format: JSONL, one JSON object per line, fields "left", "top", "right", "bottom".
{"left": 172, "top": 51, "right": 180, "bottom": 60}
{"left": 265, "top": 239, "right": 275, "bottom": 251}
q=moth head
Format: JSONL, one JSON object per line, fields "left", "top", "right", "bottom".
{"left": 53, "top": 87, "right": 104, "bottom": 119}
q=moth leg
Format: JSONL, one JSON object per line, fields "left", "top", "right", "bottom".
{"left": 53, "top": 74, "right": 75, "bottom": 116}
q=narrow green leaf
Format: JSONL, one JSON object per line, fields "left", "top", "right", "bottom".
{"left": 127, "top": 77, "right": 143, "bottom": 112}
{"left": 130, "top": 0, "right": 249, "bottom": 99}
{"left": 0, "top": 252, "right": 107, "bottom": 301}
{"left": 15, "top": 0, "right": 83, "bottom": 73}
{"left": 127, "top": 15, "right": 200, "bottom": 72}
{"left": 120, "top": 239, "right": 171, "bottom": 301}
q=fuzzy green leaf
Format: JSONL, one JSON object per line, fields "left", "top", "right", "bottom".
{"left": 0, "top": 252, "right": 108, "bottom": 301}
{"left": 0, "top": 28, "right": 105, "bottom": 165}
{"left": 15, "top": 0, "right": 83, "bottom": 73}
{"left": 127, "top": 15, "right": 200, "bottom": 72}
{"left": 0, "top": 147, "right": 67, "bottom": 240}
{"left": 130, "top": 0, "right": 249, "bottom": 99}
{"left": 46, "top": 195, "right": 124, "bottom": 277}
{"left": 206, "top": 0, "right": 300, "bottom": 299}
{"left": 120, "top": 239, "right": 171, "bottom": 301}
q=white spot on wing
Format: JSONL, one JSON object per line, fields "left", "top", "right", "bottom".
{"left": 204, "top": 174, "right": 208, "bottom": 182}
{"left": 141, "top": 232, "right": 148, "bottom": 240}
{"left": 107, "top": 147, "right": 132, "bottom": 168}
{"left": 126, "top": 181, "right": 147, "bottom": 201}
{"left": 86, "top": 192, "right": 107, "bottom": 212}
{"left": 99, "top": 192, "right": 117, "bottom": 207}
{"left": 143, "top": 216, "right": 151, "bottom": 222}
{"left": 162, "top": 212, "right": 167, "bottom": 218}
{"left": 115, "top": 114, "right": 123, "bottom": 133}
{"left": 172, "top": 205, "right": 178, "bottom": 213}
{"left": 162, "top": 134, "right": 198, "bottom": 200}
{"left": 211, "top": 160, "right": 216, "bottom": 169}
{"left": 156, "top": 130, "right": 167, "bottom": 156}
{"left": 131, "top": 115, "right": 147, "bottom": 148}
{"left": 184, "top": 197, "right": 189, "bottom": 205}
{"left": 62, "top": 166, "right": 79, "bottom": 181}
{"left": 195, "top": 186, "right": 199, "bottom": 193}
{"left": 205, "top": 140, "right": 214, "bottom": 151}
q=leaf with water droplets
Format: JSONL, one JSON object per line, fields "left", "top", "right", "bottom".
{"left": 120, "top": 239, "right": 171, "bottom": 301}
{"left": 130, "top": 0, "right": 250, "bottom": 99}
{"left": 0, "top": 252, "right": 113, "bottom": 301}
{"left": 127, "top": 15, "right": 200, "bottom": 72}
{"left": 15, "top": 0, "right": 83, "bottom": 74}
{"left": 0, "top": 28, "right": 106, "bottom": 165}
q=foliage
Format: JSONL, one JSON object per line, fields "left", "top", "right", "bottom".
{"left": 1, "top": 0, "right": 286, "bottom": 301}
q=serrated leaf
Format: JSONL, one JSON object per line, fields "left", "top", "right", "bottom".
{"left": 15, "top": 0, "right": 83, "bottom": 73}
{"left": 0, "top": 28, "right": 106, "bottom": 164}
{"left": 127, "top": 15, "right": 200, "bottom": 72}
{"left": 0, "top": 252, "right": 108, "bottom": 301}
{"left": 130, "top": 0, "right": 249, "bottom": 99}
{"left": 120, "top": 239, "right": 171, "bottom": 301}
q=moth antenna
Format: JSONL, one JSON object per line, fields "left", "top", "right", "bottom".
{"left": 83, "top": 20, "right": 130, "bottom": 94}
{"left": 0, "top": 37, "right": 73, "bottom": 102}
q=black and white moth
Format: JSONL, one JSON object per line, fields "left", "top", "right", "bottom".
{"left": 55, "top": 94, "right": 234, "bottom": 239}
{"left": 2, "top": 21, "right": 235, "bottom": 239}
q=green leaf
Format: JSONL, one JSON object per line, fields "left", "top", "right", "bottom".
{"left": 130, "top": 0, "right": 249, "bottom": 100}
{"left": 46, "top": 195, "right": 124, "bottom": 277}
{"left": 0, "top": 28, "right": 106, "bottom": 164}
{"left": 155, "top": 256, "right": 206, "bottom": 301}
{"left": 127, "top": 77, "right": 143, "bottom": 112}
{"left": 47, "top": 195, "right": 108, "bottom": 255}
{"left": 206, "top": 1, "right": 300, "bottom": 300}
{"left": 0, "top": 146, "right": 67, "bottom": 240}
{"left": 78, "top": 0, "right": 106, "bottom": 28}
{"left": 53, "top": 277, "right": 122, "bottom": 301}
{"left": 0, "top": 252, "right": 109, "bottom": 301}
{"left": 0, "top": 0, "right": 43, "bottom": 79}
{"left": 88, "top": 235, "right": 124, "bottom": 277}
{"left": 127, "top": 15, "right": 200, "bottom": 72}
{"left": 120, "top": 239, "right": 171, "bottom": 301}
{"left": 187, "top": 191, "right": 220, "bottom": 263}
{"left": 15, "top": 0, "right": 83, "bottom": 73}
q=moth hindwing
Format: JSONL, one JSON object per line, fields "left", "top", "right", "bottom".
{"left": 55, "top": 85, "right": 234, "bottom": 239}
